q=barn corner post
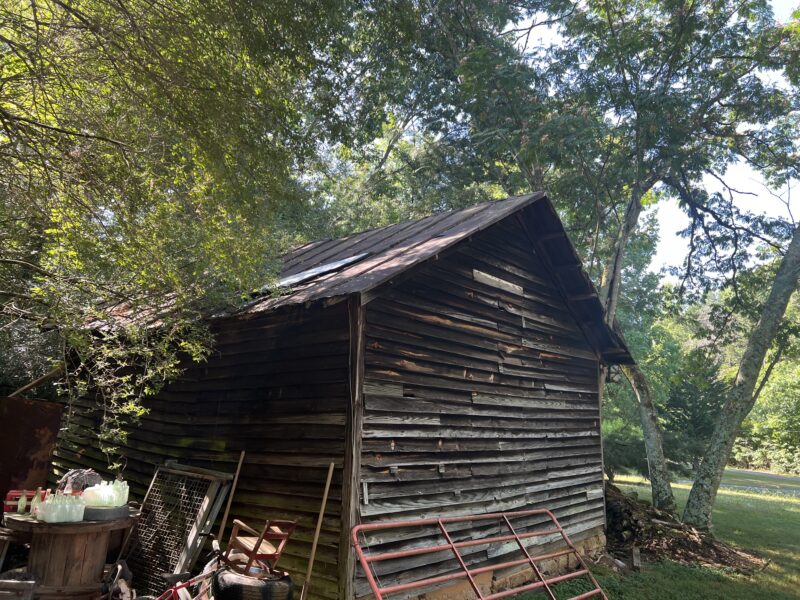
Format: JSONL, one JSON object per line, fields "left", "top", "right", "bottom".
{"left": 597, "top": 362, "right": 607, "bottom": 536}
{"left": 339, "top": 293, "right": 365, "bottom": 599}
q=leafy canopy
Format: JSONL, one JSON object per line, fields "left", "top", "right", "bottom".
{"left": 0, "top": 0, "right": 404, "bottom": 459}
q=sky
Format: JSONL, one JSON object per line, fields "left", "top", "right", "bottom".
{"left": 648, "top": 0, "right": 798, "bottom": 274}
{"left": 648, "top": 168, "right": 796, "bottom": 274}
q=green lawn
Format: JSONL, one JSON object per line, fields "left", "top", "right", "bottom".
{"left": 720, "top": 468, "right": 800, "bottom": 495}
{"left": 523, "top": 472, "right": 800, "bottom": 599}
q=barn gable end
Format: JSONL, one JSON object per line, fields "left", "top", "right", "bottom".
{"left": 351, "top": 214, "right": 606, "bottom": 596}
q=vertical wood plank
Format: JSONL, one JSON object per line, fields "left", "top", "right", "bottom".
{"left": 42, "top": 534, "right": 69, "bottom": 586}
{"left": 597, "top": 362, "right": 607, "bottom": 528}
{"left": 63, "top": 532, "right": 90, "bottom": 586}
{"left": 338, "top": 294, "right": 365, "bottom": 600}
{"left": 80, "top": 531, "right": 110, "bottom": 584}
{"left": 27, "top": 533, "right": 49, "bottom": 583}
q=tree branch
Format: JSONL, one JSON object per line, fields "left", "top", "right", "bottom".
{"left": 752, "top": 343, "right": 785, "bottom": 405}
{"left": 0, "top": 107, "right": 130, "bottom": 147}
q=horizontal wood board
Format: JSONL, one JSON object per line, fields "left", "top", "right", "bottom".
{"left": 53, "top": 302, "right": 351, "bottom": 600}
{"left": 356, "top": 218, "right": 604, "bottom": 597}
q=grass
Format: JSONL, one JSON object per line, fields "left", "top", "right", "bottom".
{"left": 522, "top": 471, "right": 800, "bottom": 599}
{"left": 719, "top": 468, "right": 800, "bottom": 496}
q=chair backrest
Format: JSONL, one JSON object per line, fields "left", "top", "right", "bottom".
{"left": 262, "top": 520, "right": 297, "bottom": 561}
{"left": 225, "top": 518, "right": 297, "bottom": 575}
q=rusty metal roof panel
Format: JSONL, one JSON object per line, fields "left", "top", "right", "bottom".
{"left": 245, "top": 193, "right": 546, "bottom": 312}
{"left": 283, "top": 217, "right": 425, "bottom": 278}
{"left": 239, "top": 192, "right": 633, "bottom": 364}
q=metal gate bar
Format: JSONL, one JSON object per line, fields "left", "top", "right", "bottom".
{"left": 352, "top": 508, "right": 607, "bottom": 600}
{"left": 437, "top": 519, "right": 483, "bottom": 597}
{"left": 501, "top": 514, "right": 556, "bottom": 600}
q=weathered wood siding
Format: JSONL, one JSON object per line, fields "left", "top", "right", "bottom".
{"left": 356, "top": 218, "right": 604, "bottom": 596}
{"left": 53, "top": 302, "right": 350, "bottom": 600}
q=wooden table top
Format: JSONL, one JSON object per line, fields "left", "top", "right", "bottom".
{"left": 3, "top": 510, "right": 138, "bottom": 534}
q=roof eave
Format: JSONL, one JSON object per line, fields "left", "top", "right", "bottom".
{"left": 518, "top": 196, "right": 635, "bottom": 367}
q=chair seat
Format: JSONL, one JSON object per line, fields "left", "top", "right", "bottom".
{"left": 234, "top": 536, "right": 277, "bottom": 556}
{"left": 223, "top": 518, "right": 296, "bottom": 575}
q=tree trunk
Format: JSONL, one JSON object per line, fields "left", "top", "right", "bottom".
{"left": 599, "top": 188, "right": 677, "bottom": 514}
{"left": 622, "top": 363, "right": 678, "bottom": 514}
{"left": 600, "top": 192, "right": 644, "bottom": 328}
{"left": 515, "top": 123, "right": 676, "bottom": 511}
{"left": 683, "top": 224, "right": 800, "bottom": 529}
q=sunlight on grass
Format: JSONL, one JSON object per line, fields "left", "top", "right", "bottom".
{"left": 722, "top": 470, "right": 800, "bottom": 494}
{"left": 614, "top": 472, "right": 800, "bottom": 501}
{"left": 522, "top": 472, "right": 800, "bottom": 599}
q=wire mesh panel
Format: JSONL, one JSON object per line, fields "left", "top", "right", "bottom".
{"left": 123, "top": 466, "right": 230, "bottom": 596}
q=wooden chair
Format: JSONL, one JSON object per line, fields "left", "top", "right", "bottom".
{"left": 222, "top": 519, "right": 296, "bottom": 577}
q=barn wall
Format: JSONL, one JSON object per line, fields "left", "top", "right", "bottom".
{"left": 356, "top": 218, "right": 605, "bottom": 596}
{"left": 53, "top": 301, "right": 350, "bottom": 600}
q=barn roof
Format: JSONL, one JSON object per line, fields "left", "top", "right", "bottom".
{"left": 244, "top": 192, "right": 633, "bottom": 365}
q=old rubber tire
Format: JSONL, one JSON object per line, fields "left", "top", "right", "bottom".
{"left": 211, "top": 569, "right": 293, "bottom": 600}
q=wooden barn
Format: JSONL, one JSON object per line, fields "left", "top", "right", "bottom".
{"left": 54, "top": 192, "right": 632, "bottom": 599}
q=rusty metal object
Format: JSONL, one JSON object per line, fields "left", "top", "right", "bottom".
{"left": 352, "top": 508, "right": 608, "bottom": 600}
{"left": 0, "top": 397, "right": 63, "bottom": 497}
{"left": 245, "top": 193, "right": 632, "bottom": 364}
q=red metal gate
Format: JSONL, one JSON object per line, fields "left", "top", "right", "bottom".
{"left": 352, "top": 508, "right": 607, "bottom": 600}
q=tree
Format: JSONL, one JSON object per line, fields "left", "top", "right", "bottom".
{"left": 542, "top": 0, "right": 798, "bottom": 514}
{"left": 321, "top": 0, "right": 798, "bottom": 515}
{"left": 602, "top": 215, "right": 674, "bottom": 482}
{"left": 732, "top": 357, "right": 800, "bottom": 475}
{"left": 729, "top": 274, "right": 800, "bottom": 477}
{"left": 661, "top": 347, "right": 728, "bottom": 471}
{"left": 0, "top": 0, "right": 411, "bottom": 460}
{"left": 682, "top": 228, "right": 800, "bottom": 527}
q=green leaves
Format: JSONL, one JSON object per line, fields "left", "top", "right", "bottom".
{"left": 0, "top": 0, "right": 407, "bottom": 464}
{"left": 1, "top": 0, "right": 797, "bottom": 472}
